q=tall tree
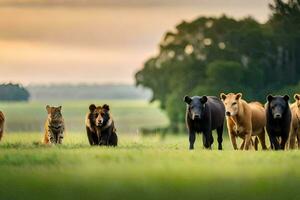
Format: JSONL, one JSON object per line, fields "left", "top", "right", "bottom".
{"left": 136, "top": 1, "right": 300, "bottom": 132}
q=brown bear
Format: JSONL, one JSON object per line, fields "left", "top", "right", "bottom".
{"left": 85, "top": 104, "right": 118, "bottom": 146}
{"left": 0, "top": 111, "right": 5, "bottom": 141}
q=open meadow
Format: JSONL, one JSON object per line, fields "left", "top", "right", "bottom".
{"left": 1, "top": 133, "right": 300, "bottom": 200}
{"left": 0, "top": 100, "right": 299, "bottom": 200}
{"left": 2, "top": 1, "right": 300, "bottom": 199}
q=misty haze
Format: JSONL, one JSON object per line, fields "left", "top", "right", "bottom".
{"left": 0, "top": 0, "right": 270, "bottom": 85}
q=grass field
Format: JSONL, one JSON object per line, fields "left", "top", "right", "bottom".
{"left": 0, "top": 100, "right": 169, "bottom": 133}
{"left": 0, "top": 100, "right": 300, "bottom": 200}
{"left": 1, "top": 133, "right": 300, "bottom": 200}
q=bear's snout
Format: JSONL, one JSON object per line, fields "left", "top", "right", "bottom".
{"left": 96, "top": 119, "right": 103, "bottom": 126}
{"left": 193, "top": 114, "right": 200, "bottom": 119}
{"left": 274, "top": 113, "right": 282, "bottom": 119}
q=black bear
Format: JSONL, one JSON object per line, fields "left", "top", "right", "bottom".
{"left": 85, "top": 104, "right": 118, "bottom": 146}
{"left": 265, "top": 95, "right": 291, "bottom": 150}
{"left": 184, "top": 95, "right": 225, "bottom": 150}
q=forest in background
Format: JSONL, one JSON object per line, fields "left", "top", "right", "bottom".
{"left": 136, "top": 0, "right": 300, "bottom": 132}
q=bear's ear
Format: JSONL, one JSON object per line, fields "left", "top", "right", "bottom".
{"left": 89, "top": 104, "right": 96, "bottom": 112}
{"left": 102, "top": 104, "right": 110, "bottom": 111}
{"left": 200, "top": 96, "right": 208, "bottom": 104}
{"left": 294, "top": 94, "right": 300, "bottom": 101}
{"left": 283, "top": 95, "right": 289, "bottom": 102}
{"left": 235, "top": 93, "right": 242, "bottom": 100}
{"left": 184, "top": 95, "right": 192, "bottom": 104}
{"left": 46, "top": 105, "right": 51, "bottom": 113}
{"left": 267, "top": 95, "right": 274, "bottom": 102}
{"left": 220, "top": 93, "right": 227, "bottom": 101}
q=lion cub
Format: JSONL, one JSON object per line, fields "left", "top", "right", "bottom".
{"left": 43, "top": 105, "right": 65, "bottom": 144}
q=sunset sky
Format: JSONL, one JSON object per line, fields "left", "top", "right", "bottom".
{"left": 0, "top": 0, "right": 271, "bottom": 85}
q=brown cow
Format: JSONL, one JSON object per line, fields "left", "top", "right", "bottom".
{"left": 289, "top": 94, "right": 300, "bottom": 149}
{"left": 220, "top": 93, "right": 267, "bottom": 150}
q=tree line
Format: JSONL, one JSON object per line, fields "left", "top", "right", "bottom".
{"left": 0, "top": 83, "right": 30, "bottom": 101}
{"left": 135, "top": 0, "right": 300, "bottom": 132}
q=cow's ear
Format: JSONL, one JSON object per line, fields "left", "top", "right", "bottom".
{"left": 200, "top": 96, "right": 208, "bottom": 104}
{"left": 283, "top": 95, "right": 290, "bottom": 102}
{"left": 294, "top": 94, "right": 300, "bottom": 101}
{"left": 235, "top": 93, "right": 242, "bottom": 100}
{"left": 267, "top": 95, "right": 274, "bottom": 102}
{"left": 46, "top": 105, "right": 51, "bottom": 113}
{"left": 184, "top": 96, "right": 192, "bottom": 104}
{"left": 220, "top": 93, "right": 226, "bottom": 101}
{"left": 102, "top": 104, "right": 110, "bottom": 111}
{"left": 89, "top": 104, "right": 96, "bottom": 112}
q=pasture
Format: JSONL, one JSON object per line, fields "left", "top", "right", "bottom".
{"left": 0, "top": 100, "right": 300, "bottom": 200}
{"left": 1, "top": 134, "right": 300, "bottom": 200}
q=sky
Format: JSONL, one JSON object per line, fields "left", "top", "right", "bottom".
{"left": 0, "top": 0, "right": 272, "bottom": 85}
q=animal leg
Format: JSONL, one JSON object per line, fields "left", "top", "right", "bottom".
{"left": 189, "top": 131, "right": 196, "bottom": 150}
{"left": 280, "top": 134, "right": 289, "bottom": 150}
{"left": 257, "top": 130, "right": 267, "bottom": 150}
{"left": 202, "top": 130, "right": 213, "bottom": 149}
{"left": 48, "top": 129, "right": 55, "bottom": 144}
{"left": 216, "top": 125, "right": 223, "bottom": 150}
{"left": 297, "top": 132, "right": 300, "bottom": 149}
{"left": 239, "top": 139, "right": 245, "bottom": 150}
{"left": 269, "top": 135, "right": 280, "bottom": 150}
{"left": 57, "top": 131, "right": 63, "bottom": 144}
{"left": 244, "top": 131, "right": 252, "bottom": 150}
{"left": 96, "top": 128, "right": 101, "bottom": 145}
{"left": 254, "top": 137, "right": 259, "bottom": 151}
{"left": 109, "top": 131, "right": 118, "bottom": 146}
{"left": 289, "top": 128, "right": 297, "bottom": 150}
{"left": 228, "top": 130, "right": 238, "bottom": 150}
{"left": 86, "top": 127, "right": 95, "bottom": 145}
{"left": 106, "top": 126, "right": 114, "bottom": 146}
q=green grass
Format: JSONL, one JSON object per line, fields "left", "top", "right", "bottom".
{"left": 0, "top": 133, "right": 300, "bottom": 200}
{"left": 0, "top": 100, "right": 169, "bottom": 133}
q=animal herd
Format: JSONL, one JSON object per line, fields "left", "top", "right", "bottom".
{"left": 0, "top": 93, "right": 299, "bottom": 151}
{"left": 184, "top": 93, "right": 300, "bottom": 151}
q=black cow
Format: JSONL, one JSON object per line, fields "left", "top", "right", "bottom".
{"left": 184, "top": 95, "right": 225, "bottom": 150}
{"left": 265, "top": 95, "right": 291, "bottom": 150}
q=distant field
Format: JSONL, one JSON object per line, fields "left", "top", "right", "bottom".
{"left": 0, "top": 134, "right": 300, "bottom": 200}
{"left": 0, "top": 100, "right": 169, "bottom": 133}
